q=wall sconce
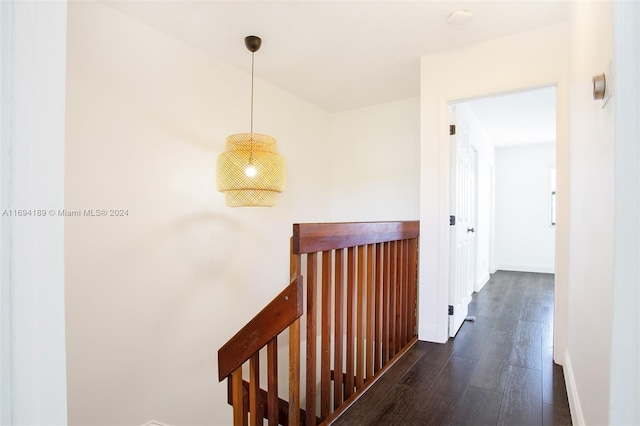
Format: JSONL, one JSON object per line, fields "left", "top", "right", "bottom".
{"left": 593, "top": 61, "right": 613, "bottom": 108}
{"left": 593, "top": 73, "right": 606, "bottom": 100}
{"left": 216, "top": 36, "right": 286, "bottom": 207}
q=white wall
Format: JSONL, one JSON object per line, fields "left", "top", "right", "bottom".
{"left": 419, "top": 24, "right": 570, "bottom": 360}
{"left": 609, "top": 2, "right": 640, "bottom": 424}
{"left": 329, "top": 98, "right": 420, "bottom": 222}
{"left": 564, "top": 1, "right": 640, "bottom": 425}
{"left": 0, "top": 1, "right": 68, "bottom": 424}
{"left": 565, "top": 2, "right": 615, "bottom": 425}
{"left": 455, "top": 104, "right": 494, "bottom": 290}
{"left": 494, "top": 143, "right": 556, "bottom": 273}
{"left": 64, "top": 3, "right": 333, "bottom": 425}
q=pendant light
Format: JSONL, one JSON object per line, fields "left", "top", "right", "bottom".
{"left": 216, "top": 35, "right": 286, "bottom": 207}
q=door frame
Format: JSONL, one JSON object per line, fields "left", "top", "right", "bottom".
{"left": 417, "top": 30, "right": 570, "bottom": 365}
{"left": 421, "top": 82, "right": 568, "bottom": 364}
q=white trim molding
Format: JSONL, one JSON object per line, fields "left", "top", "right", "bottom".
{"left": 418, "top": 323, "right": 443, "bottom": 343}
{"left": 564, "top": 350, "right": 586, "bottom": 426}
{"left": 494, "top": 265, "right": 555, "bottom": 274}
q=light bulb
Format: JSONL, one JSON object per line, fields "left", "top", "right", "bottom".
{"left": 245, "top": 165, "right": 257, "bottom": 177}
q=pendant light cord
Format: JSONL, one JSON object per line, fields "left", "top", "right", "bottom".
{"left": 249, "top": 51, "right": 255, "bottom": 164}
{"left": 250, "top": 51, "right": 255, "bottom": 135}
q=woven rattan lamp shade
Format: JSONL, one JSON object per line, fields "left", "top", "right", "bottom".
{"left": 216, "top": 133, "right": 286, "bottom": 207}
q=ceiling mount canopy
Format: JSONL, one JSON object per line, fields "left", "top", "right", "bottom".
{"left": 244, "top": 35, "right": 262, "bottom": 52}
{"left": 216, "top": 35, "right": 286, "bottom": 207}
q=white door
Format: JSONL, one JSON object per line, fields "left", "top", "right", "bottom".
{"left": 449, "top": 106, "right": 478, "bottom": 337}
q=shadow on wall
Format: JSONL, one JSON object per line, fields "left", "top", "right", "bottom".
{"left": 140, "top": 213, "right": 242, "bottom": 279}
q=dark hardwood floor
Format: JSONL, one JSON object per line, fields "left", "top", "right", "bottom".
{"left": 334, "top": 271, "right": 572, "bottom": 426}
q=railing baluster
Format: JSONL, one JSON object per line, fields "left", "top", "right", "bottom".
{"left": 267, "top": 338, "right": 278, "bottom": 426}
{"left": 249, "top": 353, "right": 260, "bottom": 426}
{"left": 397, "top": 240, "right": 405, "bottom": 349}
{"left": 382, "top": 241, "right": 390, "bottom": 364}
{"left": 356, "top": 245, "right": 365, "bottom": 389}
{"left": 306, "top": 252, "right": 318, "bottom": 426}
{"left": 366, "top": 243, "right": 374, "bottom": 381}
{"left": 374, "top": 243, "right": 382, "bottom": 373}
{"left": 321, "top": 250, "right": 332, "bottom": 419}
{"left": 232, "top": 368, "right": 246, "bottom": 426}
{"left": 289, "top": 319, "right": 301, "bottom": 425}
{"left": 289, "top": 239, "right": 301, "bottom": 426}
{"left": 291, "top": 237, "right": 300, "bottom": 281}
{"left": 345, "top": 247, "right": 356, "bottom": 399}
{"left": 409, "top": 238, "right": 418, "bottom": 336}
{"left": 390, "top": 240, "right": 397, "bottom": 357}
{"left": 396, "top": 240, "right": 402, "bottom": 353}
{"left": 334, "top": 248, "right": 344, "bottom": 409}
{"left": 403, "top": 239, "right": 411, "bottom": 344}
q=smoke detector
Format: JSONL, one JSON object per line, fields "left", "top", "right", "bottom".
{"left": 447, "top": 9, "right": 473, "bottom": 25}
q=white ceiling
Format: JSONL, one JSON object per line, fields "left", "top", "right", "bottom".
{"left": 463, "top": 86, "right": 557, "bottom": 146}
{"left": 104, "top": 1, "right": 569, "bottom": 112}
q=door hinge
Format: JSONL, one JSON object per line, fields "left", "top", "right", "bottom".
{"left": 450, "top": 215, "right": 456, "bottom": 226}
{"left": 448, "top": 305, "right": 454, "bottom": 315}
{"left": 449, "top": 124, "right": 456, "bottom": 135}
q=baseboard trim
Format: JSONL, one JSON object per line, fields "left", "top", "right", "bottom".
{"left": 563, "top": 350, "right": 585, "bottom": 426}
{"left": 418, "top": 323, "right": 446, "bottom": 343}
{"left": 495, "top": 264, "right": 555, "bottom": 274}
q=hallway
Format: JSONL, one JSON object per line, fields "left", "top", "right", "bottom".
{"left": 334, "top": 271, "right": 571, "bottom": 425}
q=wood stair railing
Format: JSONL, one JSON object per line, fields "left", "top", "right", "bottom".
{"left": 218, "top": 221, "right": 420, "bottom": 425}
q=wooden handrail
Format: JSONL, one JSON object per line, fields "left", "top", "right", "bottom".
{"left": 293, "top": 221, "right": 419, "bottom": 254}
{"left": 293, "top": 221, "right": 419, "bottom": 425}
{"left": 218, "top": 276, "right": 303, "bottom": 381}
{"left": 218, "top": 221, "right": 419, "bottom": 426}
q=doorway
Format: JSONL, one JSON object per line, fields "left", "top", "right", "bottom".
{"left": 448, "top": 86, "right": 557, "bottom": 338}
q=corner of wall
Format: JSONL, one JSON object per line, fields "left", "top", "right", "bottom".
{"left": 476, "top": 273, "right": 490, "bottom": 293}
